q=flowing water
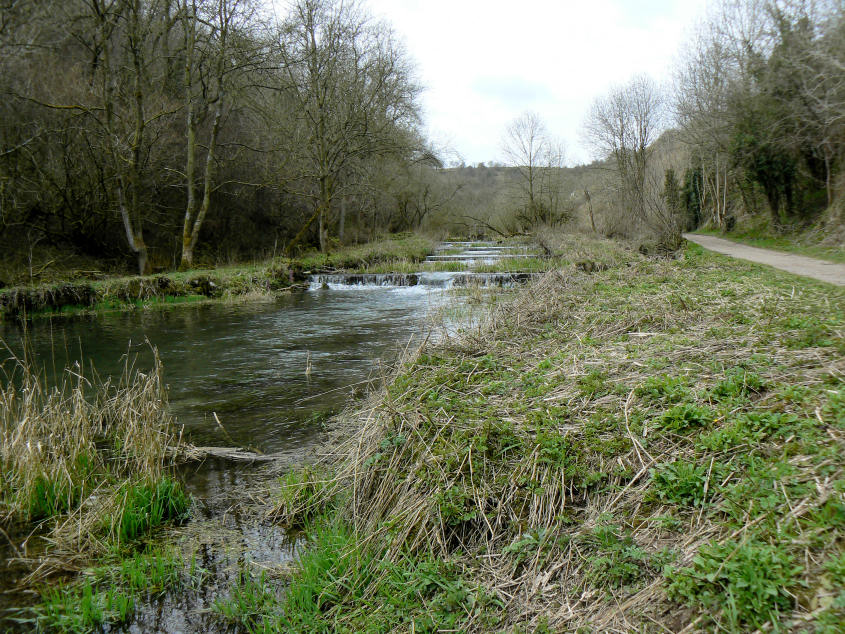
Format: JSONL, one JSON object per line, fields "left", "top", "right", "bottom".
{"left": 1, "top": 288, "right": 453, "bottom": 454}
{"left": 0, "top": 241, "right": 536, "bottom": 630}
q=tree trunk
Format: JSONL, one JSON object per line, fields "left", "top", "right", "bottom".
{"left": 180, "top": 2, "right": 226, "bottom": 270}
{"left": 181, "top": 94, "right": 223, "bottom": 269}
{"left": 181, "top": 8, "right": 198, "bottom": 270}
{"left": 584, "top": 189, "right": 596, "bottom": 233}
{"left": 338, "top": 197, "right": 346, "bottom": 244}
{"left": 318, "top": 175, "right": 332, "bottom": 253}
{"left": 119, "top": 187, "right": 150, "bottom": 275}
{"left": 318, "top": 206, "right": 328, "bottom": 252}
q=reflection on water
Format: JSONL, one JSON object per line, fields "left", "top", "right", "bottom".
{"left": 0, "top": 287, "right": 452, "bottom": 453}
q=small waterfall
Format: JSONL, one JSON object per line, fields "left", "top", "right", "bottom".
{"left": 308, "top": 271, "right": 537, "bottom": 290}
{"left": 308, "top": 273, "right": 419, "bottom": 290}
{"left": 307, "top": 242, "right": 542, "bottom": 291}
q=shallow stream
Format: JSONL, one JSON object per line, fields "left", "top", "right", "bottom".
{"left": 0, "top": 242, "right": 531, "bottom": 630}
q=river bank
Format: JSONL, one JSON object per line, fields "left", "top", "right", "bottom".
{"left": 253, "top": 232, "right": 844, "bottom": 632}
{"left": 3, "top": 231, "right": 843, "bottom": 631}
{"left": 0, "top": 234, "right": 435, "bottom": 320}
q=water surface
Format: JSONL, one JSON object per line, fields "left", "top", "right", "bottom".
{"left": 0, "top": 287, "right": 451, "bottom": 453}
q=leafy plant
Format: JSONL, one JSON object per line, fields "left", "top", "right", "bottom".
{"left": 578, "top": 369, "right": 609, "bottom": 398}
{"left": 636, "top": 375, "right": 691, "bottom": 404}
{"left": 667, "top": 540, "right": 800, "bottom": 630}
{"left": 581, "top": 523, "right": 669, "bottom": 589}
{"left": 650, "top": 460, "right": 717, "bottom": 507}
{"left": 710, "top": 368, "right": 765, "bottom": 401}
{"left": 656, "top": 403, "right": 714, "bottom": 433}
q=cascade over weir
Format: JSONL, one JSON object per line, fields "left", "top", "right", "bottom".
{"left": 308, "top": 242, "right": 542, "bottom": 290}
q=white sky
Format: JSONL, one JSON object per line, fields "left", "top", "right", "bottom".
{"left": 364, "top": 0, "right": 708, "bottom": 165}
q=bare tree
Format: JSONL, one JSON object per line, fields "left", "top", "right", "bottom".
{"left": 90, "top": 0, "right": 178, "bottom": 274}
{"left": 501, "top": 111, "right": 568, "bottom": 228}
{"left": 502, "top": 111, "right": 547, "bottom": 225}
{"left": 272, "top": 0, "right": 421, "bottom": 253}
{"left": 584, "top": 74, "right": 676, "bottom": 245}
{"left": 179, "top": 0, "right": 258, "bottom": 268}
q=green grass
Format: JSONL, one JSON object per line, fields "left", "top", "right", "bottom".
{"left": 213, "top": 517, "right": 505, "bottom": 633}
{"left": 263, "top": 231, "right": 844, "bottom": 631}
{"left": 111, "top": 477, "right": 191, "bottom": 545}
{"left": 23, "top": 546, "right": 189, "bottom": 633}
{"left": 667, "top": 540, "right": 800, "bottom": 631}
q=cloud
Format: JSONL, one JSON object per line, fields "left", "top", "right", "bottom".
{"left": 361, "top": 0, "right": 708, "bottom": 163}
{"left": 471, "top": 76, "right": 555, "bottom": 109}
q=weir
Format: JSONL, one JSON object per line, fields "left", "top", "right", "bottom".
{"left": 306, "top": 241, "right": 542, "bottom": 290}
{"left": 308, "top": 271, "right": 538, "bottom": 290}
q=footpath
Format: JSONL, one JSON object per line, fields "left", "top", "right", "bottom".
{"left": 684, "top": 233, "right": 845, "bottom": 286}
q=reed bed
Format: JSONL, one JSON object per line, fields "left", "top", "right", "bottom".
{"left": 0, "top": 345, "right": 189, "bottom": 576}
{"left": 265, "top": 232, "right": 844, "bottom": 632}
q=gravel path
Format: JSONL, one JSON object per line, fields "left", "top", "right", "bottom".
{"left": 684, "top": 233, "right": 845, "bottom": 287}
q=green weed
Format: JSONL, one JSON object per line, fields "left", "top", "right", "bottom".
{"left": 667, "top": 540, "right": 800, "bottom": 630}
{"left": 655, "top": 403, "right": 715, "bottom": 433}
{"left": 582, "top": 523, "right": 670, "bottom": 589}
{"left": 274, "top": 465, "right": 333, "bottom": 528}
{"left": 213, "top": 568, "right": 281, "bottom": 630}
{"left": 221, "top": 517, "right": 506, "bottom": 633}
{"left": 25, "top": 546, "right": 184, "bottom": 633}
{"left": 650, "top": 460, "right": 719, "bottom": 507}
{"left": 636, "top": 375, "right": 691, "bottom": 404}
{"left": 112, "top": 477, "right": 190, "bottom": 544}
{"left": 578, "top": 369, "right": 609, "bottom": 398}
{"left": 710, "top": 368, "right": 765, "bottom": 401}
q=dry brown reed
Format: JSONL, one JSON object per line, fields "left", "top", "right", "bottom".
{"left": 0, "top": 343, "right": 185, "bottom": 575}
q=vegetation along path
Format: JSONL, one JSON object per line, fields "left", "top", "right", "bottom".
{"left": 685, "top": 233, "right": 845, "bottom": 287}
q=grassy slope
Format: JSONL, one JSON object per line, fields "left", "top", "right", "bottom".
{"left": 238, "top": 233, "right": 845, "bottom": 632}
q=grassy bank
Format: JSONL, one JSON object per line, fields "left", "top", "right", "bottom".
{"left": 0, "top": 234, "right": 435, "bottom": 321}
{"left": 235, "top": 233, "right": 845, "bottom": 632}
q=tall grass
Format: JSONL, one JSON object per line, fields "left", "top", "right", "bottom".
{"left": 0, "top": 345, "right": 189, "bottom": 567}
